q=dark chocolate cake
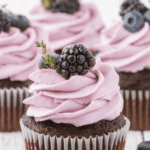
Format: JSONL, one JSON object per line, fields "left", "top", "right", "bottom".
{"left": 22, "top": 114, "right": 126, "bottom": 138}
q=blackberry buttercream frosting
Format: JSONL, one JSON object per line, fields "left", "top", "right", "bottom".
{"left": 97, "top": 21, "right": 150, "bottom": 73}
{"left": 0, "top": 27, "right": 41, "bottom": 81}
{"left": 29, "top": 2, "right": 104, "bottom": 52}
{"left": 24, "top": 58, "right": 123, "bottom": 127}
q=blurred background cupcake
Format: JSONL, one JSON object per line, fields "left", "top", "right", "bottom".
{"left": 0, "top": 8, "right": 41, "bottom": 131}
{"left": 20, "top": 44, "right": 130, "bottom": 150}
{"left": 96, "top": 0, "right": 150, "bottom": 130}
{"left": 29, "top": 0, "right": 105, "bottom": 56}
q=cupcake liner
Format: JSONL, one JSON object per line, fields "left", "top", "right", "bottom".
{"left": 20, "top": 116, "right": 130, "bottom": 150}
{"left": 120, "top": 89, "right": 150, "bottom": 130}
{"left": 0, "top": 87, "right": 30, "bottom": 131}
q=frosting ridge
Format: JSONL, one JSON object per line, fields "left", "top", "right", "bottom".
{"left": 29, "top": 3, "right": 104, "bottom": 51}
{"left": 24, "top": 58, "right": 123, "bottom": 127}
{"left": 0, "top": 27, "right": 41, "bottom": 81}
{"left": 96, "top": 21, "right": 150, "bottom": 72}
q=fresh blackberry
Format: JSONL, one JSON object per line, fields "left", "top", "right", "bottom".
{"left": 0, "top": 9, "right": 11, "bottom": 32}
{"left": 120, "top": 1, "right": 135, "bottom": 17}
{"left": 135, "top": 3, "right": 148, "bottom": 15}
{"left": 6, "top": 12, "right": 17, "bottom": 27}
{"left": 121, "top": 1, "right": 132, "bottom": 12}
{"left": 43, "top": 0, "right": 80, "bottom": 14}
{"left": 56, "top": 44, "right": 96, "bottom": 79}
{"left": 6, "top": 12, "right": 30, "bottom": 32}
{"left": 14, "top": 15, "right": 30, "bottom": 32}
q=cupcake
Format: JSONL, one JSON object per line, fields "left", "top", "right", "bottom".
{"left": 29, "top": 0, "right": 104, "bottom": 55}
{"left": 0, "top": 9, "right": 41, "bottom": 131}
{"left": 96, "top": 0, "right": 150, "bottom": 130}
{"left": 20, "top": 44, "right": 130, "bottom": 150}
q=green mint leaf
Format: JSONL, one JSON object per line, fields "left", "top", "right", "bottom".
{"left": 46, "top": 66, "right": 51, "bottom": 69}
{"left": 48, "top": 1, "right": 51, "bottom": 8}
{"left": 42, "top": 48, "right": 46, "bottom": 55}
{"left": 42, "top": 0, "right": 51, "bottom": 9}
{"left": 35, "top": 41, "right": 41, "bottom": 47}
{"left": 45, "top": 55, "right": 56, "bottom": 69}
{"left": 41, "top": 40, "right": 44, "bottom": 47}
{"left": 43, "top": 44, "right": 46, "bottom": 49}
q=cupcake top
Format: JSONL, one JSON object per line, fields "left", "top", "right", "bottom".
{"left": 24, "top": 44, "right": 123, "bottom": 127}
{"left": 0, "top": 10, "right": 41, "bottom": 81}
{"left": 96, "top": 21, "right": 150, "bottom": 73}
{"left": 29, "top": 2, "right": 104, "bottom": 51}
{"left": 96, "top": 0, "right": 150, "bottom": 73}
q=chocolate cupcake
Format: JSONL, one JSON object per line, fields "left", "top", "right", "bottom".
{"left": 96, "top": 0, "right": 150, "bottom": 130}
{"left": 29, "top": 0, "right": 104, "bottom": 55}
{"left": 0, "top": 9, "right": 41, "bottom": 131}
{"left": 20, "top": 44, "right": 130, "bottom": 150}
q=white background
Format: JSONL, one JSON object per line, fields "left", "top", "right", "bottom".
{"left": 1, "top": 0, "right": 150, "bottom": 27}
{"left": 1, "top": 0, "right": 150, "bottom": 150}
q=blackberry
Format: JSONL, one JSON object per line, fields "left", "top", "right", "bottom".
{"left": 13, "top": 15, "right": 30, "bottom": 32}
{"left": 135, "top": 3, "right": 148, "bottom": 15}
{"left": 0, "top": 9, "right": 11, "bottom": 32}
{"left": 120, "top": 1, "right": 135, "bottom": 17}
{"left": 56, "top": 44, "right": 96, "bottom": 79}
{"left": 55, "top": 48, "right": 100, "bottom": 56}
{"left": 6, "top": 12, "right": 17, "bottom": 27}
{"left": 42, "top": 0, "right": 80, "bottom": 14}
{"left": 119, "top": 0, "right": 145, "bottom": 17}
{"left": 39, "top": 53, "right": 60, "bottom": 69}
{"left": 6, "top": 12, "right": 30, "bottom": 32}
{"left": 121, "top": 1, "right": 132, "bottom": 12}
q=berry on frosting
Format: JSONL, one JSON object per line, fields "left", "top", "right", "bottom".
{"left": 135, "top": 3, "right": 148, "bottom": 15}
{"left": 36, "top": 42, "right": 96, "bottom": 79}
{"left": 56, "top": 44, "right": 96, "bottom": 79}
{"left": 0, "top": 9, "right": 11, "bottom": 32}
{"left": 137, "top": 141, "right": 150, "bottom": 150}
{"left": 120, "top": 0, "right": 149, "bottom": 33}
{"left": 36, "top": 41, "right": 59, "bottom": 69}
{"left": 41, "top": 0, "right": 80, "bottom": 14}
{"left": 0, "top": 5, "right": 30, "bottom": 32}
{"left": 123, "top": 10, "right": 144, "bottom": 33}
{"left": 12, "top": 15, "right": 30, "bottom": 32}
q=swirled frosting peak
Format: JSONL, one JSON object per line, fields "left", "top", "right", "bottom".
{"left": 24, "top": 58, "right": 123, "bottom": 127}
{"left": 96, "top": 21, "right": 150, "bottom": 72}
{"left": 29, "top": 2, "right": 104, "bottom": 51}
{"left": 0, "top": 27, "right": 41, "bottom": 81}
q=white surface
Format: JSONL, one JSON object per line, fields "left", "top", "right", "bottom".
{"left": 143, "top": 131, "right": 150, "bottom": 141}
{"left": 0, "top": 0, "right": 150, "bottom": 150}
{"left": 0, "top": 0, "right": 150, "bottom": 27}
{"left": 0, "top": 131, "right": 149, "bottom": 150}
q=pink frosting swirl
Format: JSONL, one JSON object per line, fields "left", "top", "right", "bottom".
{"left": 0, "top": 27, "right": 41, "bottom": 81}
{"left": 24, "top": 58, "right": 123, "bottom": 127}
{"left": 29, "top": 3, "right": 104, "bottom": 51}
{"left": 96, "top": 21, "right": 150, "bottom": 72}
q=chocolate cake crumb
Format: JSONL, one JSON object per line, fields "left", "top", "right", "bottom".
{"left": 22, "top": 114, "right": 126, "bottom": 138}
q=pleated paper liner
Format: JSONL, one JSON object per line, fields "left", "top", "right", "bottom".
{"left": 20, "top": 116, "right": 130, "bottom": 150}
{"left": 120, "top": 89, "right": 150, "bottom": 130}
{"left": 0, "top": 87, "right": 30, "bottom": 131}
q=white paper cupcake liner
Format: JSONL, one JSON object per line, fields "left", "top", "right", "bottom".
{"left": 20, "top": 116, "right": 130, "bottom": 150}
{"left": 0, "top": 87, "right": 30, "bottom": 131}
{"left": 120, "top": 89, "right": 150, "bottom": 130}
